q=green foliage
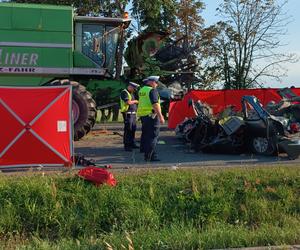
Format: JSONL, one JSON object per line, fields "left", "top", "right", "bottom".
{"left": 0, "top": 167, "right": 299, "bottom": 249}
{"left": 86, "top": 80, "right": 126, "bottom": 105}
{"left": 131, "top": 0, "right": 176, "bottom": 32}
{"left": 142, "top": 57, "right": 163, "bottom": 78}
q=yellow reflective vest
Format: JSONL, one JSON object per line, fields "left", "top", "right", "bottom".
{"left": 137, "top": 86, "right": 160, "bottom": 117}
{"left": 120, "top": 89, "right": 131, "bottom": 113}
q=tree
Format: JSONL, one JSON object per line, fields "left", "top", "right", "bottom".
{"left": 172, "top": 0, "right": 205, "bottom": 47}
{"left": 207, "top": 0, "right": 298, "bottom": 89}
{"left": 131, "top": 0, "right": 176, "bottom": 32}
{"left": 170, "top": 0, "right": 225, "bottom": 90}
{"left": 129, "top": 0, "right": 215, "bottom": 89}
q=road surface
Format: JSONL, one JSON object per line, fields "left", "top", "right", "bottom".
{"left": 75, "top": 123, "right": 300, "bottom": 169}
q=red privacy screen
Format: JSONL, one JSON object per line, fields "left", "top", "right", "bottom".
{"left": 0, "top": 86, "right": 73, "bottom": 169}
{"left": 168, "top": 88, "right": 300, "bottom": 129}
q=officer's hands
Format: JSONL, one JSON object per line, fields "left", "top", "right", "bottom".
{"left": 128, "top": 100, "right": 139, "bottom": 105}
{"left": 159, "top": 116, "right": 165, "bottom": 124}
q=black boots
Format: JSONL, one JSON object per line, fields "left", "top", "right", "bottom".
{"left": 144, "top": 153, "right": 160, "bottom": 162}
{"left": 124, "top": 143, "right": 139, "bottom": 151}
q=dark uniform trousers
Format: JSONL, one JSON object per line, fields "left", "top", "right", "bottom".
{"left": 140, "top": 115, "right": 160, "bottom": 159}
{"left": 122, "top": 113, "right": 137, "bottom": 149}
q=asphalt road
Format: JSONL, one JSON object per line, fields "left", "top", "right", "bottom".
{"left": 74, "top": 123, "right": 300, "bottom": 169}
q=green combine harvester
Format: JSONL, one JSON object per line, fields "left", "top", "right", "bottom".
{"left": 0, "top": 3, "right": 130, "bottom": 140}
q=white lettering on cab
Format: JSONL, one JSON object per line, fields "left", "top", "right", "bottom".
{"left": 21, "top": 53, "right": 29, "bottom": 65}
{"left": 0, "top": 50, "right": 39, "bottom": 66}
{"left": 10, "top": 53, "right": 21, "bottom": 65}
{"left": 30, "top": 53, "right": 38, "bottom": 65}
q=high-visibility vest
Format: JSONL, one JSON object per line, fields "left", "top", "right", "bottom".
{"left": 137, "top": 86, "right": 160, "bottom": 116}
{"left": 120, "top": 89, "right": 131, "bottom": 113}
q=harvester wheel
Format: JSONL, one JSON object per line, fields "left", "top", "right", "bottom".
{"left": 47, "top": 80, "right": 97, "bottom": 141}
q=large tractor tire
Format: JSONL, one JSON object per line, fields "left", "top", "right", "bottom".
{"left": 47, "top": 80, "right": 97, "bottom": 141}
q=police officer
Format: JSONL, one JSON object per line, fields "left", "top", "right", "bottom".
{"left": 120, "top": 82, "right": 140, "bottom": 151}
{"left": 137, "top": 76, "right": 165, "bottom": 161}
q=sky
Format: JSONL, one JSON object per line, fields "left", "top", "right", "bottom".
{"left": 201, "top": 0, "right": 300, "bottom": 88}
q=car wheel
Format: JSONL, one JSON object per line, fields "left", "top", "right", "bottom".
{"left": 250, "top": 137, "right": 277, "bottom": 156}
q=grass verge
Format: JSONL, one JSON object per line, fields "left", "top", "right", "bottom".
{"left": 0, "top": 166, "right": 299, "bottom": 249}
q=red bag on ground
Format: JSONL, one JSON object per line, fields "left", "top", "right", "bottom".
{"left": 78, "top": 166, "right": 117, "bottom": 187}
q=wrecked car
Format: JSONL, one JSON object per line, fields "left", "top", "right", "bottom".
{"left": 175, "top": 100, "right": 213, "bottom": 142}
{"left": 266, "top": 87, "right": 300, "bottom": 125}
{"left": 176, "top": 95, "right": 300, "bottom": 159}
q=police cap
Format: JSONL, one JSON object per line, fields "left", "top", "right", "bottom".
{"left": 128, "top": 81, "right": 140, "bottom": 89}
{"left": 143, "top": 76, "right": 160, "bottom": 84}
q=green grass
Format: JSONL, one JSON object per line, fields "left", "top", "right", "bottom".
{"left": 0, "top": 167, "right": 299, "bottom": 249}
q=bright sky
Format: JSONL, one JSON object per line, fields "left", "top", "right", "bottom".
{"left": 202, "top": 0, "right": 300, "bottom": 88}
